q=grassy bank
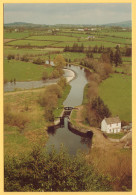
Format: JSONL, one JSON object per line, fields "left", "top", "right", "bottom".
{"left": 105, "top": 132, "right": 125, "bottom": 139}
{"left": 4, "top": 59, "right": 53, "bottom": 81}
{"left": 4, "top": 88, "right": 49, "bottom": 157}
{"left": 4, "top": 82, "right": 71, "bottom": 157}
{"left": 99, "top": 73, "right": 132, "bottom": 122}
{"left": 53, "top": 84, "right": 71, "bottom": 118}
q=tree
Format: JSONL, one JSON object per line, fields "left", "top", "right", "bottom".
{"left": 110, "top": 50, "right": 114, "bottom": 64}
{"left": 114, "top": 48, "right": 122, "bottom": 67}
{"left": 100, "top": 52, "right": 110, "bottom": 63}
{"left": 21, "top": 55, "right": 29, "bottom": 62}
{"left": 125, "top": 47, "right": 131, "bottom": 57}
{"left": 4, "top": 146, "right": 112, "bottom": 192}
{"left": 33, "top": 58, "right": 44, "bottom": 65}
{"left": 7, "top": 54, "right": 15, "bottom": 60}
{"left": 42, "top": 71, "right": 48, "bottom": 81}
{"left": 54, "top": 54, "right": 66, "bottom": 68}
{"left": 57, "top": 77, "right": 67, "bottom": 89}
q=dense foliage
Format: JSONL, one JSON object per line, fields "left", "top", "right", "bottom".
{"left": 4, "top": 146, "right": 112, "bottom": 192}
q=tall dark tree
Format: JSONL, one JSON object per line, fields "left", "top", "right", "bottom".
{"left": 114, "top": 48, "right": 122, "bottom": 67}
{"left": 110, "top": 50, "right": 114, "bottom": 64}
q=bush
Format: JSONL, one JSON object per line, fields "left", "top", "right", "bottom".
{"left": 4, "top": 146, "right": 112, "bottom": 192}
{"left": 57, "top": 77, "right": 67, "bottom": 89}
{"left": 38, "top": 93, "right": 57, "bottom": 109}
{"left": 33, "top": 58, "right": 44, "bottom": 65}
{"left": 7, "top": 54, "right": 15, "bottom": 60}
{"left": 4, "top": 103, "right": 29, "bottom": 129}
{"left": 42, "top": 71, "right": 48, "bottom": 81}
{"left": 87, "top": 96, "right": 111, "bottom": 127}
{"left": 46, "top": 84, "right": 62, "bottom": 98}
{"left": 20, "top": 55, "right": 29, "bottom": 62}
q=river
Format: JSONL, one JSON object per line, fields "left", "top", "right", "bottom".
{"left": 46, "top": 65, "right": 92, "bottom": 155}
{"left": 4, "top": 64, "right": 92, "bottom": 155}
{"left": 4, "top": 68, "right": 74, "bottom": 92}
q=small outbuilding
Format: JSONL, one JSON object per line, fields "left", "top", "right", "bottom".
{"left": 101, "top": 116, "right": 121, "bottom": 133}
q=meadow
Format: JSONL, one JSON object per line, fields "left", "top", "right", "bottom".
{"left": 6, "top": 39, "right": 57, "bottom": 47}
{"left": 52, "top": 41, "right": 126, "bottom": 48}
{"left": 4, "top": 59, "right": 53, "bottom": 81}
{"left": 26, "top": 35, "right": 79, "bottom": 42}
{"left": 99, "top": 73, "right": 132, "bottom": 122}
{"left": 4, "top": 31, "right": 30, "bottom": 39}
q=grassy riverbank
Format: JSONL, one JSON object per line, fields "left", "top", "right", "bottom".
{"left": 4, "top": 59, "right": 53, "bottom": 81}
{"left": 69, "top": 83, "right": 132, "bottom": 191}
{"left": 53, "top": 84, "right": 71, "bottom": 118}
{"left": 99, "top": 73, "right": 132, "bottom": 122}
{"left": 4, "top": 82, "right": 71, "bottom": 158}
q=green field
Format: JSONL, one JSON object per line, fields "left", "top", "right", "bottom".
{"left": 97, "top": 36, "right": 131, "bottom": 45}
{"left": 4, "top": 31, "right": 30, "bottom": 39}
{"left": 4, "top": 59, "right": 53, "bottom": 81}
{"left": 97, "top": 31, "right": 131, "bottom": 39}
{"left": 6, "top": 40, "right": 57, "bottom": 47}
{"left": 122, "top": 57, "right": 132, "bottom": 62}
{"left": 113, "top": 65, "right": 132, "bottom": 74}
{"left": 99, "top": 73, "right": 132, "bottom": 122}
{"left": 4, "top": 47, "right": 49, "bottom": 57}
{"left": 53, "top": 41, "right": 126, "bottom": 48}
{"left": 26, "top": 35, "right": 79, "bottom": 42}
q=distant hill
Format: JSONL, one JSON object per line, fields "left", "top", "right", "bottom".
{"left": 4, "top": 20, "right": 132, "bottom": 28}
{"left": 4, "top": 22, "right": 48, "bottom": 28}
{"left": 103, "top": 20, "right": 131, "bottom": 28}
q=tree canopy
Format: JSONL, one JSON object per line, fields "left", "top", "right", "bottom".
{"left": 54, "top": 54, "right": 66, "bottom": 68}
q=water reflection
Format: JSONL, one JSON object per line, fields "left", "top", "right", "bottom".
{"left": 46, "top": 65, "right": 92, "bottom": 155}
{"left": 46, "top": 118, "right": 92, "bottom": 155}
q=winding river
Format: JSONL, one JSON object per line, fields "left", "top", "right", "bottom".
{"left": 46, "top": 65, "right": 92, "bottom": 155}
{"left": 4, "top": 65, "right": 92, "bottom": 155}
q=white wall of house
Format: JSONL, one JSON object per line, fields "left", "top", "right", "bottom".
{"left": 101, "top": 119, "right": 121, "bottom": 133}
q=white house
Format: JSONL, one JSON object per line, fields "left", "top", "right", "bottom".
{"left": 101, "top": 116, "right": 121, "bottom": 133}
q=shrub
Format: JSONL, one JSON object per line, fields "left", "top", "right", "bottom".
{"left": 38, "top": 93, "right": 57, "bottom": 109}
{"left": 20, "top": 55, "right": 29, "bottom": 62}
{"left": 7, "top": 54, "right": 15, "bottom": 60}
{"left": 42, "top": 71, "right": 48, "bottom": 81}
{"left": 4, "top": 103, "right": 29, "bottom": 129}
{"left": 4, "top": 146, "right": 112, "bottom": 192}
{"left": 33, "top": 58, "right": 44, "bottom": 65}
{"left": 46, "top": 84, "right": 62, "bottom": 98}
{"left": 87, "top": 97, "right": 111, "bottom": 127}
{"left": 57, "top": 77, "right": 67, "bottom": 89}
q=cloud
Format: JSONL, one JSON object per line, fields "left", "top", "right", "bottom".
{"left": 4, "top": 3, "right": 131, "bottom": 25}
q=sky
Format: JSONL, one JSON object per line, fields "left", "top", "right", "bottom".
{"left": 4, "top": 3, "right": 131, "bottom": 25}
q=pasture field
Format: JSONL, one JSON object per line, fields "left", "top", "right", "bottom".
{"left": 122, "top": 57, "right": 132, "bottom": 62}
{"left": 4, "top": 31, "right": 30, "bottom": 39}
{"left": 53, "top": 41, "right": 126, "bottom": 48}
{"left": 113, "top": 65, "right": 132, "bottom": 74}
{"left": 96, "top": 31, "right": 131, "bottom": 39}
{"left": 62, "top": 52, "right": 86, "bottom": 61}
{"left": 97, "top": 36, "right": 131, "bottom": 45}
{"left": 4, "top": 59, "right": 53, "bottom": 81}
{"left": 6, "top": 39, "right": 57, "bottom": 47}
{"left": 26, "top": 35, "right": 79, "bottom": 42}
{"left": 4, "top": 47, "right": 49, "bottom": 57}
{"left": 99, "top": 73, "right": 132, "bottom": 122}
{"left": 59, "top": 32, "right": 88, "bottom": 37}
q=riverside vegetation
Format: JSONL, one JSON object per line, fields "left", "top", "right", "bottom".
{"left": 4, "top": 24, "right": 132, "bottom": 191}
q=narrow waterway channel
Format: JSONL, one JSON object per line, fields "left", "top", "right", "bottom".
{"left": 46, "top": 65, "right": 92, "bottom": 155}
